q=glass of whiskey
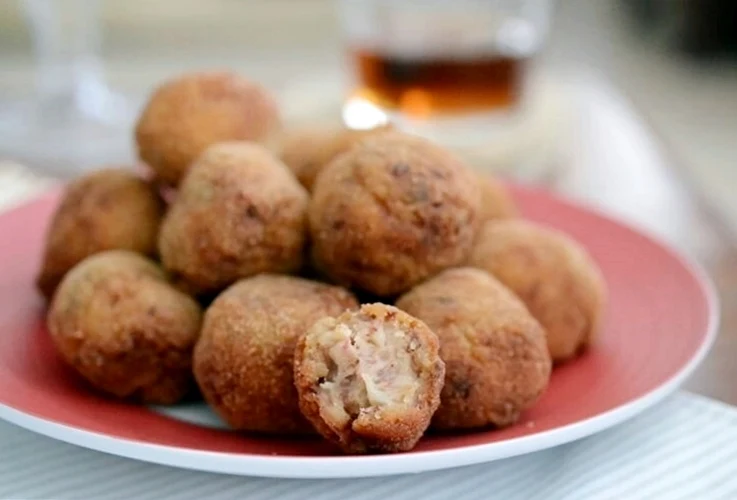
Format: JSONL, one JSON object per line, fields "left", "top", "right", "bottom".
{"left": 338, "top": 0, "right": 552, "bottom": 148}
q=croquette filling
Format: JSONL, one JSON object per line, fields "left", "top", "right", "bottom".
{"left": 315, "top": 320, "right": 419, "bottom": 428}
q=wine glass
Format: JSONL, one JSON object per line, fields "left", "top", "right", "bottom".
{"left": 0, "top": 0, "right": 136, "bottom": 178}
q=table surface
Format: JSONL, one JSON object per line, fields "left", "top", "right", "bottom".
{"left": 2, "top": 393, "right": 737, "bottom": 498}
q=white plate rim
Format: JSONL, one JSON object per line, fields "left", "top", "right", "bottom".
{"left": 0, "top": 192, "right": 720, "bottom": 479}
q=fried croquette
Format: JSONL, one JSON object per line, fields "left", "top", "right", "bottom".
{"left": 36, "top": 168, "right": 165, "bottom": 300}
{"left": 135, "top": 71, "right": 281, "bottom": 186}
{"left": 47, "top": 250, "right": 202, "bottom": 404}
{"left": 478, "top": 174, "right": 518, "bottom": 222}
{"left": 309, "top": 131, "right": 482, "bottom": 297}
{"left": 396, "top": 267, "right": 551, "bottom": 430}
{"left": 468, "top": 220, "right": 606, "bottom": 362}
{"left": 294, "top": 303, "right": 445, "bottom": 453}
{"left": 193, "top": 274, "right": 358, "bottom": 434}
{"left": 279, "top": 125, "right": 392, "bottom": 191}
{"left": 158, "top": 142, "right": 309, "bottom": 296}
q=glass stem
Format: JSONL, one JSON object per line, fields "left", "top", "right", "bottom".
{"left": 21, "top": 0, "right": 105, "bottom": 118}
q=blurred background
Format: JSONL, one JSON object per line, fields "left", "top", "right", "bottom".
{"left": 0, "top": 0, "right": 735, "bottom": 224}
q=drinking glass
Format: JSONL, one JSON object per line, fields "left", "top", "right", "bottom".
{"left": 0, "top": 0, "right": 134, "bottom": 177}
{"left": 338, "top": 0, "right": 552, "bottom": 147}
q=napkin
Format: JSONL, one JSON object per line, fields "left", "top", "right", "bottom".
{"left": 1, "top": 392, "right": 735, "bottom": 499}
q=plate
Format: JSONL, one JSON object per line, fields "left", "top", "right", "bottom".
{"left": 0, "top": 185, "right": 718, "bottom": 479}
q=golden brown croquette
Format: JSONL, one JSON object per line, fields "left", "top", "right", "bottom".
{"left": 47, "top": 250, "right": 203, "bottom": 404}
{"left": 396, "top": 267, "right": 551, "bottom": 430}
{"left": 157, "top": 142, "right": 309, "bottom": 296}
{"left": 135, "top": 71, "right": 281, "bottom": 186}
{"left": 36, "top": 168, "right": 165, "bottom": 301}
{"left": 478, "top": 174, "right": 518, "bottom": 222}
{"left": 309, "top": 131, "right": 482, "bottom": 297}
{"left": 279, "top": 125, "right": 393, "bottom": 191}
{"left": 294, "top": 303, "right": 445, "bottom": 453}
{"left": 193, "top": 274, "right": 358, "bottom": 434}
{"left": 468, "top": 220, "right": 606, "bottom": 362}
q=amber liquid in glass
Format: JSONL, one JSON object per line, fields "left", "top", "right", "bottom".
{"left": 351, "top": 49, "right": 526, "bottom": 118}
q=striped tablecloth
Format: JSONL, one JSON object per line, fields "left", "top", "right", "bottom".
{"left": 1, "top": 392, "right": 736, "bottom": 499}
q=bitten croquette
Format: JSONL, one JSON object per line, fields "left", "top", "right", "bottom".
{"left": 294, "top": 303, "right": 445, "bottom": 453}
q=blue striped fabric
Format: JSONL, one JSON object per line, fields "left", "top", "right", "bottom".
{"left": 1, "top": 392, "right": 735, "bottom": 499}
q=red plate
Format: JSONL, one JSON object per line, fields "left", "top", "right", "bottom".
{"left": 0, "top": 185, "right": 717, "bottom": 478}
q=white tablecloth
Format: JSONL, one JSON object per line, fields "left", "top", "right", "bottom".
{"left": 1, "top": 392, "right": 735, "bottom": 499}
